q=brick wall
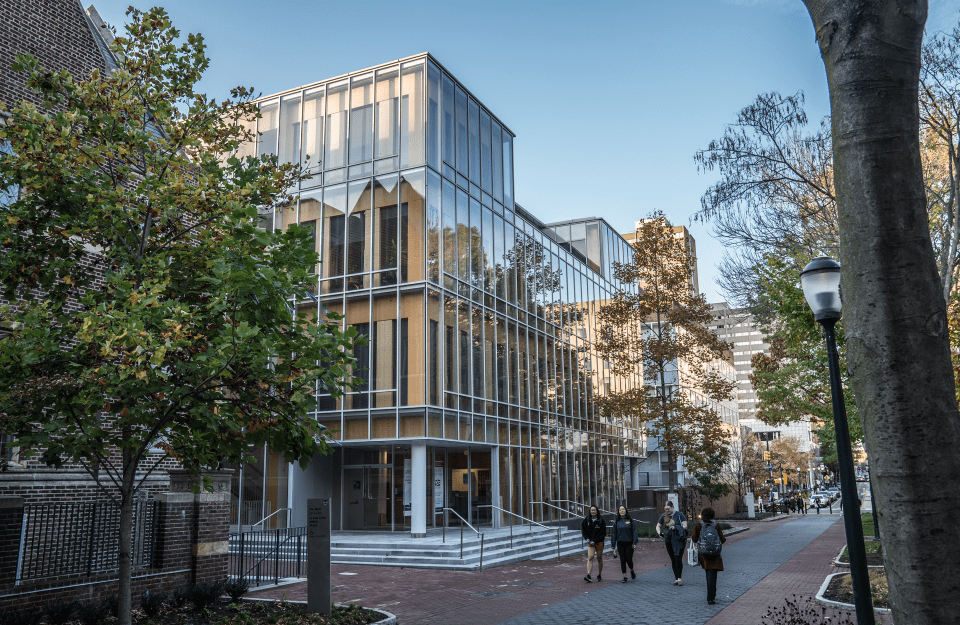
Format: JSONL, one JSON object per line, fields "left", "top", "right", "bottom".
{"left": 0, "top": 473, "right": 231, "bottom": 611}
{"left": 0, "top": 0, "right": 107, "bottom": 112}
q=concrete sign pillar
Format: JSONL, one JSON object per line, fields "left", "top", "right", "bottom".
{"left": 307, "top": 498, "right": 331, "bottom": 616}
{"left": 411, "top": 443, "right": 427, "bottom": 537}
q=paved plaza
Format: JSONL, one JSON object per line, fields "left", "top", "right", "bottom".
{"left": 249, "top": 513, "right": 891, "bottom": 624}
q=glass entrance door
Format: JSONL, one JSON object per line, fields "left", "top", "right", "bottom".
{"left": 343, "top": 465, "right": 393, "bottom": 530}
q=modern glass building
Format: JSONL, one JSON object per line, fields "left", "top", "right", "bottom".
{"left": 227, "top": 54, "right": 644, "bottom": 536}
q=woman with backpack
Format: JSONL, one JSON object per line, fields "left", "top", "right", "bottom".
{"left": 656, "top": 501, "right": 688, "bottom": 585}
{"left": 691, "top": 506, "right": 727, "bottom": 605}
{"left": 581, "top": 505, "right": 606, "bottom": 583}
{"left": 610, "top": 505, "right": 639, "bottom": 583}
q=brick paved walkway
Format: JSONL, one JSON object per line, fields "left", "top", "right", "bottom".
{"left": 246, "top": 516, "right": 799, "bottom": 624}
{"left": 498, "top": 514, "right": 842, "bottom": 625}
{"left": 707, "top": 515, "right": 893, "bottom": 625}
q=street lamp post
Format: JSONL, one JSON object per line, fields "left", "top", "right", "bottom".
{"left": 800, "top": 256, "right": 875, "bottom": 625}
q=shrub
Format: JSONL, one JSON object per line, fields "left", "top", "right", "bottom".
{"left": 76, "top": 601, "right": 108, "bottom": 625}
{"left": 101, "top": 596, "right": 119, "bottom": 619}
{"left": 762, "top": 595, "right": 855, "bottom": 624}
{"left": 224, "top": 579, "right": 250, "bottom": 603}
{"left": 171, "top": 586, "right": 191, "bottom": 609}
{"left": 43, "top": 600, "right": 77, "bottom": 625}
{"left": 717, "top": 522, "right": 732, "bottom": 530}
{"left": 141, "top": 590, "right": 167, "bottom": 617}
{"left": 0, "top": 610, "right": 43, "bottom": 625}
{"left": 188, "top": 581, "right": 224, "bottom": 611}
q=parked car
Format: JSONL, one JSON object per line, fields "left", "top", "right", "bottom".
{"left": 827, "top": 487, "right": 841, "bottom": 500}
{"left": 812, "top": 491, "right": 834, "bottom": 507}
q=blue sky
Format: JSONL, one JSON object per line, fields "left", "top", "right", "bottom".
{"left": 90, "top": 0, "right": 960, "bottom": 303}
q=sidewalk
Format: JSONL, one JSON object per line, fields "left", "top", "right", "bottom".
{"left": 246, "top": 516, "right": 799, "bottom": 625}
{"left": 707, "top": 517, "right": 893, "bottom": 625}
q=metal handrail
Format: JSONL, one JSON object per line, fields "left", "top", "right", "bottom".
{"left": 554, "top": 499, "right": 618, "bottom": 516}
{"left": 532, "top": 500, "right": 616, "bottom": 520}
{"left": 252, "top": 507, "right": 291, "bottom": 529}
{"left": 477, "top": 504, "right": 562, "bottom": 560}
{"left": 441, "top": 507, "right": 484, "bottom": 570}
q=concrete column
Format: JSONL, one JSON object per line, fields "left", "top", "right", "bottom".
{"left": 411, "top": 443, "right": 427, "bottom": 537}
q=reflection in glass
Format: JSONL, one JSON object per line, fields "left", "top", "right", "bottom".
{"left": 468, "top": 98, "right": 480, "bottom": 184}
{"left": 350, "top": 74, "right": 374, "bottom": 165}
{"left": 480, "top": 109, "right": 492, "bottom": 194}
{"left": 279, "top": 93, "right": 302, "bottom": 166}
{"left": 257, "top": 100, "right": 279, "bottom": 158}
{"left": 502, "top": 132, "right": 513, "bottom": 208}
{"left": 322, "top": 184, "right": 347, "bottom": 292}
{"left": 375, "top": 67, "right": 399, "bottom": 159}
{"left": 400, "top": 60, "right": 424, "bottom": 168}
{"left": 442, "top": 73, "right": 455, "bottom": 168}
{"left": 325, "top": 80, "right": 348, "bottom": 170}
{"left": 442, "top": 177, "right": 457, "bottom": 285}
{"left": 426, "top": 170, "right": 441, "bottom": 284}
{"left": 302, "top": 87, "right": 324, "bottom": 172}
{"left": 373, "top": 173, "right": 399, "bottom": 286}
{"left": 347, "top": 178, "right": 372, "bottom": 289}
{"left": 427, "top": 62, "right": 441, "bottom": 170}
{"left": 455, "top": 86, "right": 468, "bottom": 176}
{"left": 456, "top": 187, "right": 469, "bottom": 284}
{"left": 400, "top": 169, "right": 425, "bottom": 282}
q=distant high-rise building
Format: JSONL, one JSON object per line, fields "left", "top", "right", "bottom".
{"left": 708, "top": 303, "right": 815, "bottom": 452}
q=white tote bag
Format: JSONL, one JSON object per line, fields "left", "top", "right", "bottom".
{"left": 686, "top": 539, "right": 698, "bottom": 567}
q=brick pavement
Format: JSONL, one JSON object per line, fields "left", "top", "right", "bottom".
{"left": 497, "top": 515, "right": 841, "bottom": 625}
{"left": 707, "top": 515, "right": 893, "bottom": 625}
{"left": 246, "top": 516, "right": 798, "bottom": 624}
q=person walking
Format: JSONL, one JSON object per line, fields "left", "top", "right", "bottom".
{"left": 610, "top": 505, "right": 639, "bottom": 583}
{"left": 656, "top": 501, "right": 688, "bottom": 585}
{"left": 581, "top": 505, "right": 606, "bottom": 583}
{"left": 691, "top": 506, "right": 727, "bottom": 605}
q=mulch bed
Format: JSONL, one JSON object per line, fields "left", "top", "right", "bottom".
{"left": 824, "top": 571, "right": 890, "bottom": 610}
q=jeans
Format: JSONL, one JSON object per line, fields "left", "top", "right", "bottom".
{"left": 705, "top": 568, "right": 718, "bottom": 601}
{"left": 616, "top": 541, "right": 635, "bottom": 575}
{"left": 665, "top": 541, "right": 684, "bottom": 579}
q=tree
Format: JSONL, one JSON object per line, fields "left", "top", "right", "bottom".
{"left": 802, "top": 2, "right": 960, "bottom": 622}
{"left": 596, "top": 213, "right": 735, "bottom": 492}
{"left": 747, "top": 254, "right": 862, "bottom": 462}
{"left": 0, "top": 9, "right": 360, "bottom": 624}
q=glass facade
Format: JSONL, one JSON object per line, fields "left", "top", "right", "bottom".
{"left": 232, "top": 54, "right": 643, "bottom": 532}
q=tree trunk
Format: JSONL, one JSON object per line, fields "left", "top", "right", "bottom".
{"left": 118, "top": 445, "right": 135, "bottom": 625}
{"left": 803, "top": 2, "right": 960, "bottom": 622}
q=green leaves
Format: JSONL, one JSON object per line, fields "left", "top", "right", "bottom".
{"left": 0, "top": 8, "right": 360, "bottom": 492}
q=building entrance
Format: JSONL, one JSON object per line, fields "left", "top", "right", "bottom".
{"left": 445, "top": 448, "right": 492, "bottom": 528}
{"left": 343, "top": 465, "right": 392, "bottom": 530}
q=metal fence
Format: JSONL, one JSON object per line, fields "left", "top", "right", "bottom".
{"left": 17, "top": 500, "right": 159, "bottom": 582}
{"left": 229, "top": 526, "right": 307, "bottom": 587}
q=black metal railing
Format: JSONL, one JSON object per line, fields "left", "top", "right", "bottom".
{"left": 229, "top": 526, "right": 307, "bottom": 587}
{"left": 17, "top": 500, "right": 159, "bottom": 582}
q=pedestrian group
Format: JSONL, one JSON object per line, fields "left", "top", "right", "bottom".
{"left": 580, "top": 501, "right": 727, "bottom": 605}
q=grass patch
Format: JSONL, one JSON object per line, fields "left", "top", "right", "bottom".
{"left": 861, "top": 512, "right": 876, "bottom": 536}
{"left": 841, "top": 541, "right": 882, "bottom": 558}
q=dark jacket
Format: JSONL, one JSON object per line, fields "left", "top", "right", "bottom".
{"left": 581, "top": 514, "right": 606, "bottom": 544}
{"left": 658, "top": 510, "right": 688, "bottom": 554}
{"left": 691, "top": 521, "right": 727, "bottom": 571}
{"left": 610, "top": 516, "right": 639, "bottom": 549}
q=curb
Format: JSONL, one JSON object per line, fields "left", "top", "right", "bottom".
{"left": 242, "top": 597, "right": 398, "bottom": 624}
{"left": 815, "top": 571, "right": 892, "bottom": 615}
{"left": 832, "top": 545, "right": 884, "bottom": 569}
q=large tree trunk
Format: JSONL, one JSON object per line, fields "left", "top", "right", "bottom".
{"left": 803, "top": 2, "right": 960, "bottom": 623}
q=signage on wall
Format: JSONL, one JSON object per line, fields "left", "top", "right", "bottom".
{"left": 403, "top": 459, "right": 412, "bottom": 517}
{"left": 434, "top": 462, "right": 444, "bottom": 514}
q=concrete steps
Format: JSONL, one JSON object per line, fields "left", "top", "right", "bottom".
{"left": 330, "top": 526, "right": 585, "bottom": 570}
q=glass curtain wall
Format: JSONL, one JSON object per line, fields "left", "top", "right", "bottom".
{"left": 236, "top": 54, "right": 640, "bottom": 529}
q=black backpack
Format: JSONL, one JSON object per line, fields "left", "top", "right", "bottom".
{"left": 698, "top": 522, "right": 722, "bottom": 556}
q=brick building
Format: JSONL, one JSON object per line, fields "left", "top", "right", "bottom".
{"left": 0, "top": 2, "right": 228, "bottom": 608}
